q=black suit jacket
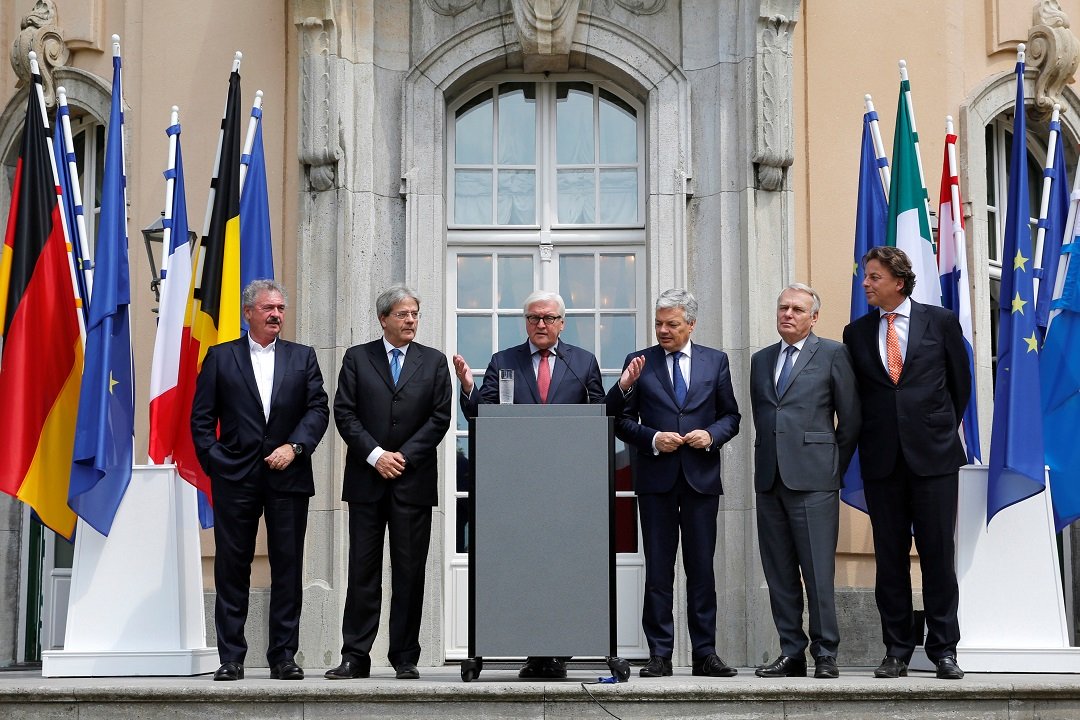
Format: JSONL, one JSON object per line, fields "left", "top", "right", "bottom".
{"left": 459, "top": 340, "right": 605, "bottom": 419}
{"left": 335, "top": 339, "right": 453, "bottom": 506}
{"left": 842, "top": 300, "right": 971, "bottom": 479}
{"left": 191, "top": 336, "right": 330, "bottom": 495}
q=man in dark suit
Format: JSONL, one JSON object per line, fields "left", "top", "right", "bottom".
{"left": 325, "top": 285, "right": 452, "bottom": 681}
{"left": 452, "top": 289, "right": 604, "bottom": 679}
{"left": 843, "top": 246, "right": 971, "bottom": 681}
{"left": 191, "top": 279, "right": 330, "bottom": 682}
{"left": 750, "top": 284, "right": 860, "bottom": 679}
{"left": 607, "top": 288, "right": 741, "bottom": 678}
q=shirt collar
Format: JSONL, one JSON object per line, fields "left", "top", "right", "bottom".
{"left": 248, "top": 335, "right": 277, "bottom": 353}
{"left": 383, "top": 338, "right": 410, "bottom": 355}
{"left": 529, "top": 340, "right": 558, "bottom": 355}
{"left": 667, "top": 339, "right": 693, "bottom": 357}
{"left": 879, "top": 297, "right": 912, "bottom": 318}
{"left": 784, "top": 335, "right": 808, "bottom": 353}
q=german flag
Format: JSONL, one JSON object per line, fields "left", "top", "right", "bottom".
{"left": 0, "top": 75, "right": 83, "bottom": 539}
{"left": 170, "top": 63, "right": 242, "bottom": 517}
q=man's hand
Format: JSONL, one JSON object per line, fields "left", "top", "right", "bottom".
{"left": 618, "top": 355, "right": 645, "bottom": 392}
{"left": 452, "top": 354, "right": 474, "bottom": 395}
{"left": 683, "top": 429, "right": 713, "bottom": 450}
{"left": 264, "top": 443, "right": 297, "bottom": 471}
{"left": 375, "top": 451, "right": 407, "bottom": 479}
{"left": 655, "top": 431, "right": 685, "bottom": 453}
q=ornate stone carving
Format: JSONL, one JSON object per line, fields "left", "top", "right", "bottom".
{"left": 753, "top": 10, "right": 798, "bottom": 192}
{"left": 601, "top": 0, "right": 667, "bottom": 15}
{"left": 296, "top": 8, "right": 342, "bottom": 192}
{"left": 11, "top": 0, "right": 70, "bottom": 108}
{"left": 1027, "top": 0, "right": 1080, "bottom": 120}
{"left": 510, "top": 0, "right": 582, "bottom": 73}
{"left": 424, "top": 0, "right": 491, "bottom": 15}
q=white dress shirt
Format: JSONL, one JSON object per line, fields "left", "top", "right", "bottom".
{"left": 248, "top": 335, "right": 276, "bottom": 421}
{"left": 876, "top": 297, "right": 911, "bottom": 370}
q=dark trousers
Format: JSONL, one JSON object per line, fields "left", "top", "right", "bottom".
{"left": 638, "top": 473, "right": 720, "bottom": 659}
{"left": 212, "top": 476, "right": 309, "bottom": 666}
{"left": 757, "top": 479, "right": 840, "bottom": 659}
{"left": 341, "top": 495, "right": 432, "bottom": 667}
{"left": 863, "top": 455, "right": 960, "bottom": 662}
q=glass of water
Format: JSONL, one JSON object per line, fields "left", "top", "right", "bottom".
{"left": 498, "top": 369, "right": 514, "bottom": 404}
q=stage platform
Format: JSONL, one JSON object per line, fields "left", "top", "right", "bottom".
{"left": 3, "top": 662, "right": 1080, "bottom": 719}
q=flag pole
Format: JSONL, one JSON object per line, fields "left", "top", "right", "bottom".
{"left": 238, "top": 90, "right": 263, "bottom": 196}
{"left": 160, "top": 106, "right": 180, "bottom": 289}
{"left": 1048, "top": 123, "right": 1080, "bottom": 333}
{"left": 1033, "top": 101, "right": 1062, "bottom": 311}
{"left": 28, "top": 50, "right": 86, "bottom": 343}
{"left": 864, "top": 93, "right": 891, "bottom": 197}
{"left": 56, "top": 86, "right": 94, "bottom": 303}
{"left": 899, "top": 59, "right": 934, "bottom": 249}
{"left": 945, "top": 115, "right": 964, "bottom": 246}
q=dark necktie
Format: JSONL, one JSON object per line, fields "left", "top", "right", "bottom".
{"left": 672, "top": 351, "right": 687, "bottom": 406}
{"left": 776, "top": 345, "right": 795, "bottom": 395}
{"left": 391, "top": 348, "right": 402, "bottom": 385}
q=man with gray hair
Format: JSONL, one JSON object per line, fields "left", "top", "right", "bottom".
{"left": 452, "top": 289, "right": 605, "bottom": 679}
{"left": 327, "top": 285, "right": 452, "bottom": 681}
{"left": 191, "top": 279, "right": 330, "bottom": 682}
{"left": 607, "top": 288, "right": 741, "bottom": 678}
{"left": 749, "top": 284, "right": 859, "bottom": 679}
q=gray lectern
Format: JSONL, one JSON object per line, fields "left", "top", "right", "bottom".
{"left": 460, "top": 404, "right": 628, "bottom": 682}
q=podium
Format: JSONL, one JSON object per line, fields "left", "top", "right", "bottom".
{"left": 461, "top": 404, "right": 627, "bottom": 681}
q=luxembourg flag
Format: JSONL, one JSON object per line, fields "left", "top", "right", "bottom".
{"left": 937, "top": 123, "right": 981, "bottom": 463}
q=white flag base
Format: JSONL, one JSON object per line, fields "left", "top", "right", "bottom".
{"left": 42, "top": 464, "right": 218, "bottom": 677}
{"left": 909, "top": 464, "right": 1080, "bottom": 673}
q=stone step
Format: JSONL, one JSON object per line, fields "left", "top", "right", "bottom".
{"left": 2, "top": 665, "right": 1080, "bottom": 719}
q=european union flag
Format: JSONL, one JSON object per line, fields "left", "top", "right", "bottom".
{"left": 69, "top": 48, "right": 134, "bottom": 536}
{"left": 987, "top": 54, "right": 1045, "bottom": 524}
{"left": 239, "top": 103, "right": 273, "bottom": 332}
{"left": 841, "top": 110, "right": 888, "bottom": 513}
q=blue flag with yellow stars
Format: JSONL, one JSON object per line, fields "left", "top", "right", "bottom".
{"left": 987, "top": 51, "right": 1045, "bottom": 524}
{"left": 69, "top": 45, "right": 135, "bottom": 536}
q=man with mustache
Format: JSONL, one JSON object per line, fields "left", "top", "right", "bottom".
{"left": 191, "top": 279, "right": 330, "bottom": 682}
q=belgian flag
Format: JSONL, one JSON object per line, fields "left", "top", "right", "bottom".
{"left": 0, "top": 73, "right": 83, "bottom": 539}
{"left": 170, "top": 63, "right": 242, "bottom": 518}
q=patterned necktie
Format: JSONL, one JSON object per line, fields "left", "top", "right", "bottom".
{"left": 391, "top": 348, "right": 402, "bottom": 385}
{"left": 884, "top": 313, "right": 903, "bottom": 384}
{"left": 776, "top": 345, "right": 795, "bottom": 396}
{"left": 537, "top": 349, "right": 551, "bottom": 404}
{"left": 671, "top": 351, "right": 687, "bottom": 406}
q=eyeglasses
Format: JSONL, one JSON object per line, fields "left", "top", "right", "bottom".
{"left": 525, "top": 314, "right": 563, "bottom": 325}
{"left": 391, "top": 311, "right": 421, "bottom": 320}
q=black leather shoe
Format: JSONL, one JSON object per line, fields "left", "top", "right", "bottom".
{"left": 814, "top": 655, "right": 839, "bottom": 679}
{"left": 325, "top": 659, "right": 370, "bottom": 679}
{"left": 270, "top": 660, "right": 304, "bottom": 680}
{"left": 213, "top": 661, "right": 244, "bottom": 681}
{"left": 692, "top": 653, "right": 738, "bottom": 677}
{"left": 518, "top": 656, "right": 566, "bottom": 679}
{"left": 873, "top": 655, "right": 908, "bottom": 678}
{"left": 394, "top": 662, "right": 420, "bottom": 680}
{"left": 639, "top": 655, "right": 673, "bottom": 678}
{"left": 755, "top": 654, "right": 807, "bottom": 678}
{"left": 936, "top": 656, "right": 964, "bottom": 680}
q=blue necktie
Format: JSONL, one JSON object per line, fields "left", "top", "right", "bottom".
{"left": 776, "top": 345, "right": 795, "bottom": 396}
{"left": 672, "top": 351, "right": 687, "bottom": 406}
{"left": 391, "top": 348, "right": 402, "bottom": 385}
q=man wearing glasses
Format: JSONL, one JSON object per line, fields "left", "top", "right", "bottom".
{"left": 452, "top": 289, "right": 605, "bottom": 678}
{"left": 326, "top": 285, "right": 453, "bottom": 681}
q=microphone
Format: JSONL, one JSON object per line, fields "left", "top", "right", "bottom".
{"left": 551, "top": 346, "right": 594, "bottom": 403}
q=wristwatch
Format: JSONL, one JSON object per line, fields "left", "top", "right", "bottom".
{"left": 290, "top": 442, "right": 303, "bottom": 456}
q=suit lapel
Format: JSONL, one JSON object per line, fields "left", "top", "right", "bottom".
{"left": 780, "top": 334, "right": 819, "bottom": 399}
{"left": 232, "top": 337, "right": 263, "bottom": 409}
{"left": 514, "top": 343, "right": 540, "bottom": 403}
{"left": 396, "top": 344, "right": 422, "bottom": 389}
{"left": 902, "top": 300, "right": 928, "bottom": 384}
{"left": 367, "top": 341, "right": 396, "bottom": 391}
{"left": 860, "top": 311, "right": 892, "bottom": 384}
{"left": 648, "top": 346, "right": 679, "bottom": 406}
{"left": 762, "top": 343, "right": 782, "bottom": 401}
{"left": 548, "top": 343, "right": 568, "bottom": 398}
{"left": 268, "top": 339, "right": 289, "bottom": 412}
